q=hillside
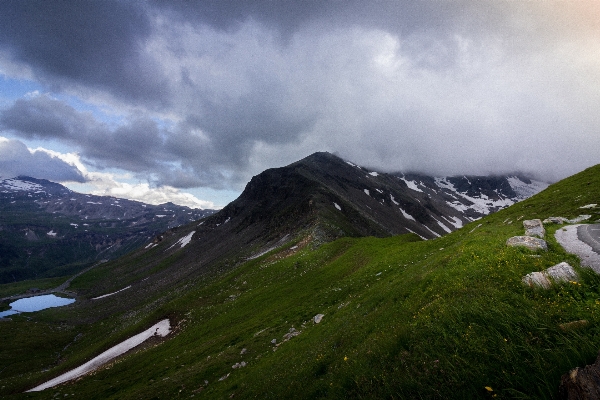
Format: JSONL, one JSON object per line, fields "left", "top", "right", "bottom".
{"left": 2, "top": 160, "right": 598, "bottom": 399}
{"left": 0, "top": 176, "right": 215, "bottom": 283}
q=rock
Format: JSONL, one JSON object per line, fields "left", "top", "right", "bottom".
{"left": 507, "top": 236, "right": 548, "bottom": 251}
{"left": 522, "top": 262, "right": 578, "bottom": 289}
{"left": 559, "top": 351, "right": 600, "bottom": 400}
{"left": 240, "top": 348, "right": 247, "bottom": 355}
{"left": 218, "top": 373, "right": 230, "bottom": 381}
{"left": 282, "top": 327, "right": 301, "bottom": 341}
{"left": 314, "top": 314, "right": 325, "bottom": 324}
{"left": 522, "top": 271, "right": 552, "bottom": 289}
{"left": 546, "top": 262, "right": 579, "bottom": 283}
{"left": 559, "top": 320, "right": 588, "bottom": 332}
{"left": 523, "top": 219, "right": 545, "bottom": 238}
{"left": 569, "top": 215, "right": 592, "bottom": 223}
{"left": 580, "top": 204, "right": 598, "bottom": 209}
{"left": 543, "top": 217, "right": 570, "bottom": 224}
{"left": 271, "top": 339, "right": 277, "bottom": 345}
{"left": 232, "top": 361, "right": 247, "bottom": 369}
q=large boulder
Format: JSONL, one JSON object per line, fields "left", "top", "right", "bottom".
{"left": 559, "top": 351, "right": 600, "bottom": 400}
{"left": 506, "top": 236, "right": 548, "bottom": 251}
{"left": 522, "top": 262, "right": 578, "bottom": 289}
{"left": 523, "top": 219, "right": 545, "bottom": 238}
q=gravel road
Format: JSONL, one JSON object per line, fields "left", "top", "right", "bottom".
{"left": 555, "top": 224, "right": 600, "bottom": 273}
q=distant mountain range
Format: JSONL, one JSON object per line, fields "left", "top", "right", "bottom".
{"left": 0, "top": 153, "right": 547, "bottom": 284}
{"left": 0, "top": 176, "right": 216, "bottom": 283}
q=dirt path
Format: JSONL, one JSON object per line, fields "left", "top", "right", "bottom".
{"left": 0, "top": 260, "right": 107, "bottom": 302}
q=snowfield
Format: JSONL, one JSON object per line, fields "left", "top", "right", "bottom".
{"left": 27, "top": 319, "right": 171, "bottom": 392}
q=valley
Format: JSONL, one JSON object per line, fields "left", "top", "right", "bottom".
{"left": 0, "top": 154, "right": 599, "bottom": 399}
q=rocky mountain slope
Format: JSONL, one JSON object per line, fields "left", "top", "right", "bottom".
{"left": 48, "top": 152, "right": 548, "bottom": 317}
{"left": 0, "top": 176, "right": 215, "bottom": 283}
{"left": 190, "top": 151, "right": 547, "bottom": 254}
{"left": 1, "top": 160, "right": 598, "bottom": 399}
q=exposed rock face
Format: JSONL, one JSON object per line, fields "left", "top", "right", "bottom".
{"left": 522, "top": 262, "right": 578, "bottom": 289}
{"left": 559, "top": 351, "right": 600, "bottom": 400}
{"left": 523, "top": 219, "right": 545, "bottom": 238}
{"left": 507, "top": 236, "right": 548, "bottom": 251}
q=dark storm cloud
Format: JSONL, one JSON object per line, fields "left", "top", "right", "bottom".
{"left": 0, "top": 0, "right": 167, "bottom": 106}
{"left": 0, "top": 95, "right": 163, "bottom": 172}
{"left": 0, "top": 138, "right": 86, "bottom": 182}
{"left": 1, "top": 0, "right": 599, "bottom": 192}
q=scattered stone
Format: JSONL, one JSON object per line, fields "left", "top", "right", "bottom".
{"left": 270, "top": 339, "right": 277, "bottom": 345}
{"left": 559, "top": 320, "right": 589, "bottom": 332}
{"left": 232, "top": 361, "right": 247, "bottom": 369}
{"left": 569, "top": 215, "right": 592, "bottom": 223}
{"left": 314, "top": 314, "right": 325, "bottom": 324}
{"left": 507, "top": 236, "right": 548, "bottom": 251}
{"left": 282, "top": 327, "right": 301, "bottom": 341}
{"left": 580, "top": 204, "right": 597, "bottom": 209}
{"left": 522, "top": 271, "right": 552, "bottom": 289}
{"left": 522, "top": 262, "right": 578, "bottom": 289}
{"left": 523, "top": 219, "right": 545, "bottom": 238}
{"left": 218, "top": 373, "right": 230, "bottom": 381}
{"left": 559, "top": 351, "right": 600, "bottom": 400}
{"left": 547, "top": 262, "right": 579, "bottom": 282}
{"left": 240, "top": 348, "right": 247, "bottom": 355}
{"left": 543, "top": 217, "right": 570, "bottom": 224}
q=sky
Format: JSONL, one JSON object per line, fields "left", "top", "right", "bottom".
{"left": 0, "top": 0, "right": 599, "bottom": 209}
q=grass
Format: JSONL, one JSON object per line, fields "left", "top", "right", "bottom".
{"left": 0, "top": 165, "right": 599, "bottom": 399}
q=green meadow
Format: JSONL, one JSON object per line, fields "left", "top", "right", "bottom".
{"left": 1, "top": 164, "right": 599, "bottom": 399}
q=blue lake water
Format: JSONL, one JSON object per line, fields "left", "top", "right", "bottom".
{"left": 0, "top": 294, "right": 75, "bottom": 318}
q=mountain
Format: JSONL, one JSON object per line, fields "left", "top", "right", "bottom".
{"left": 0, "top": 158, "right": 598, "bottom": 399}
{"left": 0, "top": 176, "right": 216, "bottom": 283}
{"left": 191, "top": 151, "right": 547, "bottom": 253}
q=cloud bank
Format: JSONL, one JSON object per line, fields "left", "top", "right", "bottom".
{"left": 0, "top": 137, "right": 85, "bottom": 182}
{"left": 0, "top": 0, "right": 599, "bottom": 196}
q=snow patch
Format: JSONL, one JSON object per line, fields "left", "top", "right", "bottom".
{"left": 334, "top": 202, "right": 342, "bottom": 211}
{"left": 92, "top": 286, "right": 132, "bottom": 300}
{"left": 398, "top": 207, "right": 415, "bottom": 221}
{"left": 27, "top": 319, "right": 171, "bottom": 392}
{"left": 431, "top": 216, "right": 452, "bottom": 233}
{"left": 364, "top": 189, "right": 370, "bottom": 196}
{"left": 0, "top": 178, "right": 44, "bottom": 192}
{"left": 507, "top": 177, "right": 549, "bottom": 199}
{"left": 369, "top": 171, "right": 379, "bottom": 177}
{"left": 168, "top": 231, "right": 195, "bottom": 251}
{"left": 399, "top": 177, "right": 423, "bottom": 192}
{"left": 390, "top": 195, "right": 399, "bottom": 205}
{"left": 424, "top": 226, "right": 441, "bottom": 238}
{"left": 47, "top": 230, "right": 57, "bottom": 237}
{"left": 405, "top": 228, "right": 427, "bottom": 240}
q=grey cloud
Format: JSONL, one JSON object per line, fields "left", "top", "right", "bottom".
{"left": 1, "top": 1, "right": 599, "bottom": 192}
{"left": 0, "top": 138, "right": 86, "bottom": 182}
{"left": 0, "top": 0, "right": 167, "bottom": 107}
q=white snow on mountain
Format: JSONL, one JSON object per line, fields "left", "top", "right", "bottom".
{"left": 399, "top": 177, "right": 423, "bottom": 192}
{"left": 398, "top": 207, "right": 415, "bottom": 221}
{"left": 507, "top": 176, "right": 549, "bottom": 199}
{"left": 0, "top": 178, "right": 44, "bottom": 192}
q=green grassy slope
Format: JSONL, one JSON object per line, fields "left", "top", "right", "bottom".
{"left": 1, "top": 165, "right": 599, "bottom": 399}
